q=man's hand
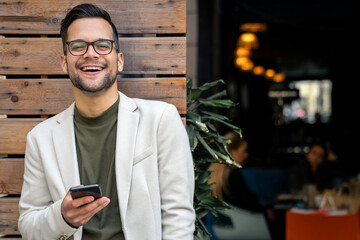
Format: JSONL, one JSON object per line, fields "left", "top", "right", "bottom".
{"left": 61, "top": 190, "right": 110, "bottom": 228}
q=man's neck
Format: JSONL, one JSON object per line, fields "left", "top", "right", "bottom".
{"left": 73, "top": 85, "right": 119, "bottom": 117}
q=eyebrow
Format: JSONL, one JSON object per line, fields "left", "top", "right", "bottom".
{"left": 68, "top": 38, "right": 113, "bottom": 42}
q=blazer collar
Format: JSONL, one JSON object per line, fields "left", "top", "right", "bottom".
{"left": 52, "top": 102, "right": 80, "bottom": 192}
{"left": 115, "top": 91, "right": 139, "bottom": 224}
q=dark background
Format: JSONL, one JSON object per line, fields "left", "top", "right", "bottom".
{"left": 197, "top": 0, "right": 359, "bottom": 174}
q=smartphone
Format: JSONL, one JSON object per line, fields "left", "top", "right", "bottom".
{"left": 70, "top": 184, "right": 102, "bottom": 200}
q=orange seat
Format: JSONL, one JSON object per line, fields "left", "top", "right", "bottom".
{"left": 286, "top": 210, "right": 360, "bottom": 240}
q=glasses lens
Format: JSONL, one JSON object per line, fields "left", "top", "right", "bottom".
{"left": 69, "top": 41, "right": 87, "bottom": 55}
{"left": 94, "top": 40, "right": 113, "bottom": 54}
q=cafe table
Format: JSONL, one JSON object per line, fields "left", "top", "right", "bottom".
{"left": 286, "top": 208, "right": 360, "bottom": 240}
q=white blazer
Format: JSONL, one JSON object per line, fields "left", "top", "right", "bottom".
{"left": 18, "top": 92, "right": 195, "bottom": 240}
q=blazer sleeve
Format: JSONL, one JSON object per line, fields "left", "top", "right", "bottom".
{"left": 157, "top": 104, "right": 195, "bottom": 240}
{"left": 18, "top": 131, "right": 77, "bottom": 240}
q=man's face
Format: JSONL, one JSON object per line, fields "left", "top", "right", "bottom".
{"left": 60, "top": 18, "right": 123, "bottom": 93}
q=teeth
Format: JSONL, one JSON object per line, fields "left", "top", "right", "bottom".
{"left": 82, "top": 66, "right": 103, "bottom": 71}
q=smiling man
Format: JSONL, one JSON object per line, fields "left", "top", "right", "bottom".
{"left": 18, "top": 4, "right": 195, "bottom": 240}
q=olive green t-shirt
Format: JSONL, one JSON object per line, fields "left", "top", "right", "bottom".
{"left": 73, "top": 97, "right": 124, "bottom": 240}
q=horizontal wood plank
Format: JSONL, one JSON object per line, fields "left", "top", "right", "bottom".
{"left": 0, "top": 0, "right": 186, "bottom": 34}
{"left": 0, "top": 198, "right": 20, "bottom": 235}
{"left": 0, "top": 116, "right": 187, "bottom": 155}
{"left": 0, "top": 37, "right": 186, "bottom": 75}
{"left": 0, "top": 78, "right": 186, "bottom": 115}
{"left": 0, "top": 159, "right": 23, "bottom": 194}
{"left": 0, "top": 119, "right": 43, "bottom": 155}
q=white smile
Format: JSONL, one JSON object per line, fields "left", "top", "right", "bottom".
{"left": 81, "top": 66, "right": 104, "bottom": 72}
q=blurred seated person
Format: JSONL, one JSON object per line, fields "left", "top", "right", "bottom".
{"left": 288, "top": 142, "right": 341, "bottom": 193}
{"left": 208, "top": 132, "right": 275, "bottom": 222}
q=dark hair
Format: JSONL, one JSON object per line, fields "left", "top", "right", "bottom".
{"left": 60, "top": 3, "right": 120, "bottom": 55}
{"left": 308, "top": 142, "right": 329, "bottom": 161}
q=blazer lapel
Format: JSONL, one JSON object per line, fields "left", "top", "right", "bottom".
{"left": 52, "top": 103, "right": 80, "bottom": 192}
{"left": 115, "top": 92, "right": 139, "bottom": 225}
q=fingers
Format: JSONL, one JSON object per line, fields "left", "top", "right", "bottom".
{"left": 73, "top": 196, "right": 96, "bottom": 208}
{"left": 61, "top": 191, "right": 110, "bottom": 228}
{"left": 82, "top": 197, "right": 111, "bottom": 221}
{"left": 69, "top": 197, "right": 110, "bottom": 227}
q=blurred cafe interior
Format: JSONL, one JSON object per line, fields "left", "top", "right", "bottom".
{"left": 189, "top": 0, "right": 359, "bottom": 239}
{"left": 193, "top": 0, "right": 358, "bottom": 174}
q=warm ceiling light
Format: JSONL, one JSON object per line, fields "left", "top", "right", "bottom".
{"left": 240, "top": 33, "right": 257, "bottom": 43}
{"left": 273, "top": 73, "right": 285, "bottom": 82}
{"left": 235, "top": 57, "right": 250, "bottom": 67}
{"left": 235, "top": 57, "right": 254, "bottom": 71}
{"left": 265, "top": 69, "right": 276, "bottom": 79}
{"left": 240, "top": 23, "right": 267, "bottom": 33}
{"left": 240, "top": 60, "right": 254, "bottom": 71}
{"left": 236, "top": 47, "right": 251, "bottom": 57}
{"left": 237, "top": 33, "right": 259, "bottom": 49}
{"left": 253, "top": 65, "right": 265, "bottom": 75}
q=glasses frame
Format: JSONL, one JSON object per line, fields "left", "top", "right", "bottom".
{"left": 66, "top": 39, "right": 116, "bottom": 56}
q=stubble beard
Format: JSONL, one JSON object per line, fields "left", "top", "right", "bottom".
{"left": 70, "top": 72, "right": 117, "bottom": 93}
{"left": 67, "top": 60, "right": 118, "bottom": 93}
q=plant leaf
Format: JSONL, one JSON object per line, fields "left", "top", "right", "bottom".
{"left": 196, "top": 216, "right": 211, "bottom": 236}
{"left": 186, "top": 125, "right": 198, "bottom": 152}
{"left": 188, "top": 119, "right": 209, "bottom": 132}
{"left": 195, "top": 131, "right": 219, "bottom": 161}
{"left": 188, "top": 79, "right": 225, "bottom": 102}
{"left": 187, "top": 78, "right": 193, "bottom": 90}
{"left": 196, "top": 171, "right": 212, "bottom": 185}
{"left": 187, "top": 110, "right": 202, "bottom": 122}
{"left": 197, "top": 79, "right": 225, "bottom": 91}
{"left": 198, "top": 99, "right": 237, "bottom": 108}
{"left": 187, "top": 79, "right": 243, "bottom": 239}
{"left": 213, "top": 149, "right": 241, "bottom": 168}
{"left": 202, "top": 110, "right": 231, "bottom": 121}
{"left": 206, "top": 89, "right": 228, "bottom": 100}
{"left": 206, "top": 116, "right": 242, "bottom": 137}
{"left": 189, "top": 89, "right": 203, "bottom": 102}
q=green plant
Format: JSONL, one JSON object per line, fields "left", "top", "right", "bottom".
{"left": 187, "top": 78, "right": 242, "bottom": 240}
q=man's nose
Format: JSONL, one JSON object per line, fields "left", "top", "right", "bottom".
{"left": 84, "top": 44, "right": 100, "bottom": 58}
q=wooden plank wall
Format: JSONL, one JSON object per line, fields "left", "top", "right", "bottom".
{"left": 0, "top": 0, "right": 186, "bottom": 238}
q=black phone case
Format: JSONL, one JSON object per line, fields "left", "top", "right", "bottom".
{"left": 70, "top": 184, "right": 102, "bottom": 199}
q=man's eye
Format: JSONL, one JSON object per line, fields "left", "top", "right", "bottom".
{"left": 95, "top": 41, "right": 111, "bottom": 50}
{"left": 98, "top": 45, "right": 110, "bottom": 49}
{"left": 70, "top": 43, "right": 86, "bottom": 51}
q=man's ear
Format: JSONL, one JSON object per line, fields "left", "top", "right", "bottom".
{"left": 60, "top": 55, "right": 68, "bottom": 74}
{"left": 117, "top": 52, "right": 124, "bottom": 72}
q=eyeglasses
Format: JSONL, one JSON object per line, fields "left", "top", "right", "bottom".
{"left": 66, "top": 39, "right": 116, "bottom": 56}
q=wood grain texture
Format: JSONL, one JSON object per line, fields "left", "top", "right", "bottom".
{"left": 0, "top": 159, "right": 23, "bottom": 194}
{"left": 0, "top": 118, "right": 43, "bottom": 155}
{"left": 0, "top": 78, "right": 186, "bottom": 115}
{"left": 0, "top": 198, "right": 20, "bottom": 235}
{"left": 0, "top": 0, "right": 186, "bottom": 34}
{"left": 0, "top": 37, "right": 186, "bottom": 75}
